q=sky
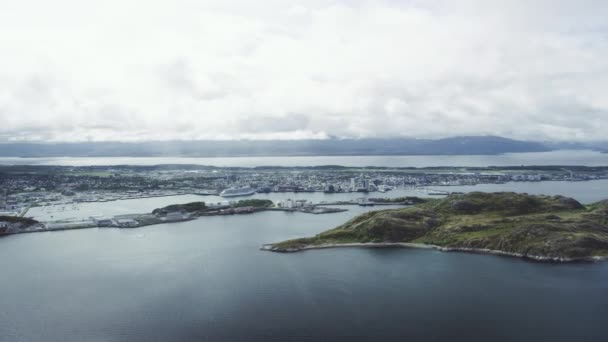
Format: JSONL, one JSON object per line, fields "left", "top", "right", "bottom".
{"left": 0, "top": 0, "right": 607, "bottom": 142}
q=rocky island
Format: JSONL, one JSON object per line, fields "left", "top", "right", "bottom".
{"left": 263, "top": 192, "right": 608, "bottom": 262}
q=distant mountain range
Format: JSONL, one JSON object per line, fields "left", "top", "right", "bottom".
{"left": 0, "top": 136, "right": 602, "bottom": 158}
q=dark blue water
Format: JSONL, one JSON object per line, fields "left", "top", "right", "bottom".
{"left": 1, "top": 205, "right": 607, "bottom": 342}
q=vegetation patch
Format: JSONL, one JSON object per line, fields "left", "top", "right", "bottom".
{"left": 152, "top": 202, "right": 207, "bottom": 215}
{"left": 233, "top": 199, "right": 274, "bottom": 208}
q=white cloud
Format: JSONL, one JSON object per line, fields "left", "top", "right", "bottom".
{"left": 0, "top": 0, "right": 607, "bottom": 142}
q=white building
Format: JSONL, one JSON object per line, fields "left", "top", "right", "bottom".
{"left": 350, "top": 178, "right": 357, "bottom": 191}
{"left": 92, "top": 217, "right": 114, "bottom": 227}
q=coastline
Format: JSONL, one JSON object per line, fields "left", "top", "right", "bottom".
{"left": 1, "top": 205, "right": 348, "bottom": 237}
{"left": 260, "top": 242, "right": 608, "bottom": 263}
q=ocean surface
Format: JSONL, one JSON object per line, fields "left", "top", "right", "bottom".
{"left": 2, "top": 181, "right": 608, "bottom": 341}
{"left": 1, "top": 149, "right": 608, "bottom": 167}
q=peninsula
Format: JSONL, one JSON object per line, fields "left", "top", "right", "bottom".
{"left": 0, "top": 198, "right": 350, "bottom": 236}
{"left": 263, "top": 192, "right": 608, "bottom": 262}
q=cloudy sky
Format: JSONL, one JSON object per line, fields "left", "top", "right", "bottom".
{"left": 1, "top": 0, "right": 607, "bottom": 142}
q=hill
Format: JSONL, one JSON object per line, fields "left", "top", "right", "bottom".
{"left": 0, "top": 136, "right": 549, "bottom": 157}
{"left": 264, "top": 192, "right": 608, "bottom": 262}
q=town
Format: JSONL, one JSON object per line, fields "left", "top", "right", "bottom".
{"left": 1, "top": 164, "right": 607, "bottom": 217}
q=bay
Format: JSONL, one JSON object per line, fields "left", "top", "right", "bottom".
{"left": 3, "top": 159, "right": 608, "bottom": 341}
{"left": 1, "top": 202, "right": 607, "bottom": 341}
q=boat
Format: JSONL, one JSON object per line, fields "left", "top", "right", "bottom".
{"left": 220, "top": 187, "right": 256, "bottom": 197}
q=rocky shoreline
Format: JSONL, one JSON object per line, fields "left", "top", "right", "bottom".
{"left": 260, "top": 242, "right": 608, "bottom": 263}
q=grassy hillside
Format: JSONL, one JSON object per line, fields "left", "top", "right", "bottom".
{"left": 266, "top": 192, "right": 608, "bottom": 261}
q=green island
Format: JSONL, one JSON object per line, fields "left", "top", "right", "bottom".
{"left": 152, "top": 199, "right": 274, "bottom": 216}
{"left": 152, "top": 201, "right": 208, "bottom": 215}
{"left": 263, "top": 192, "right": 608, "bottom": 262}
